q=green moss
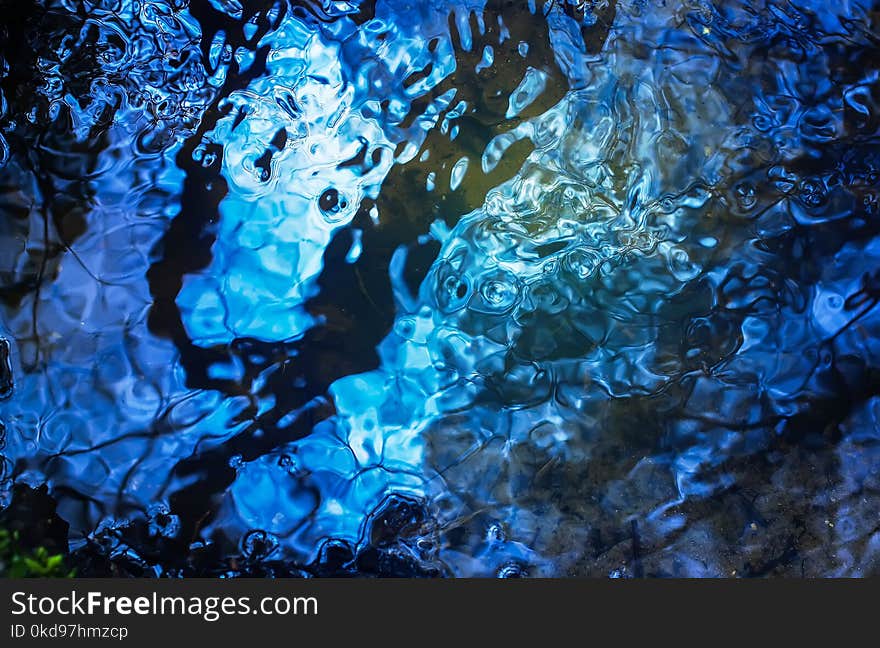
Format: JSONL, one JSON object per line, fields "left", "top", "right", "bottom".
{"left": 0, "top": 529, "right": 74, "bottom": 578}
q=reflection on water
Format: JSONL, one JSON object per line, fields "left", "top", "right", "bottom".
{"left": 1, "top": 0, "right": 880, "bottom": 576}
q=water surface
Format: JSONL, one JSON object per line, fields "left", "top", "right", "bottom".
{"left": 1, "top": 0, "right": 880, "bottom": 576}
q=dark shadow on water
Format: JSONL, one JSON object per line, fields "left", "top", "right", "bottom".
{"left": 145, "top": 0, "right": 616, "bottom": 555}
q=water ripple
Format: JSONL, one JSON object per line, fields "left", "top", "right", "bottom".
{"left": 1, "top": 0, "right": 880, "bottom": 576}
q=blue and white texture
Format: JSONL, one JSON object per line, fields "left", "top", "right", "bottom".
{"left": 1, "top": 0, "right": 880, "bottom": 576}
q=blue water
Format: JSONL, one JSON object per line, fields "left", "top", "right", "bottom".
{"left": 1, "top": 0, "right": 880, "bottom": 576}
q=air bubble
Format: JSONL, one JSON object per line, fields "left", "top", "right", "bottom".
{"left": 667, "top": 246, "right": 701, "bottom": 282}
{"left": 471, "top": 270, "right": 519, "bottom": 314}
{"left": 277, "top": 454, "right": 299, "bottom": 475}
{"left": 564, "top": 249, "right": 600, "bottom": 280}
{"left": 318, "top": 188, "right": 350, "bottom": 221}
{"left": 436, "top": 266, "right": 471, "bottom": 312}
{"left": 497, "top": 562, "right": 528, "bottom": 578}
{"left": 241, "top": 530, "right": 280, "bottom": 561}
{"left": 734, "top": 182, "right": 757, "bottom": 211}
{"left": 482, "top": 280, "right": 513, "bottom": 305}
{"left": 487, "top": 523, "right": 506, "bottom": 543}
{"left": 799, "top": 179, "right": 827, "bottom": 208}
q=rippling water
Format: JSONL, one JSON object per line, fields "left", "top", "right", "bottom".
{"left": 1, "top": 0, "right": 880, "bottom": 576}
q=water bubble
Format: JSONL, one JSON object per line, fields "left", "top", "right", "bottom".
{"left": 734, "top": 182, "right": 757, "bottom": 211}
{"left": 486, "top": 523, "right": 506, "bottom": 544}
{"left": 564, "top": 249, "right": 600, "bottom": 280}
{"left": 482, "top": 280, "right": 514, "bottom": 306}
{"left": 752, "top": 114, "right": 774, "bottom": 132}
{"left": 436, "top": 269, "right": 471, "bottom": 312}
{"left": 470, "top": 271, "right": 519, "bottom": 314}
{"left": 319, "top": 188, "right": 339, "bottom": 211}
{"left": 241, "top": 530, "right": 280, "bottom": 561}
{"left": 277, "top": 454, "right": 299, "bottom": 476}
{"left": 318, "top": 188, "right": 349, "bottom": 221}
{"left": 799, "top": 178, "right": 827, "bottom": 208}
{"left": 659, "top": 197, "right": 677, "bottom": 213}
{"left": 393, "top": 317, "right": 416, "bottom": 340}
{"left": 497, "top": 562, "right": 528, "bottom": 578}
{"left": 667, "top": 246, "right": 701, "bottom": 282}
